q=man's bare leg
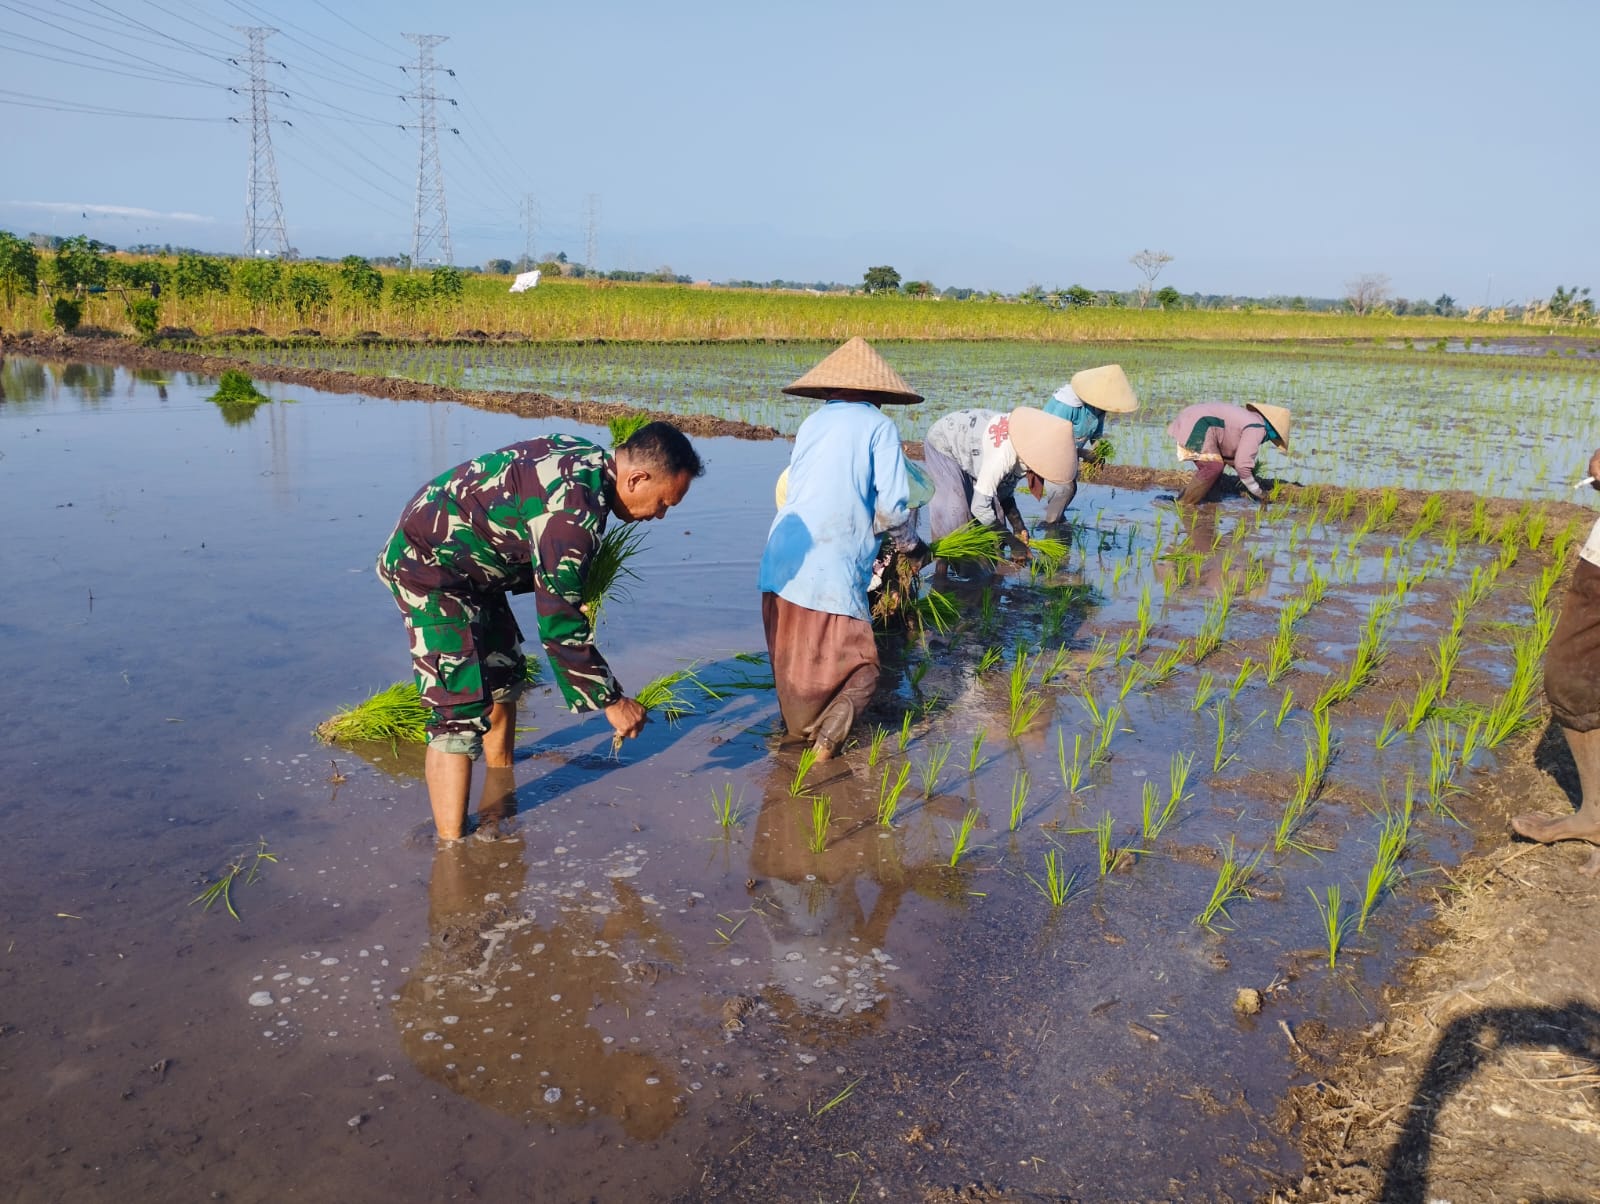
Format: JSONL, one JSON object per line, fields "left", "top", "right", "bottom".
{"left": 1513, "top": 726, "right": 1600, "bottom": 876}
{"left": 483, "top": 701, "right": 516, "bottom": 768}
{"left": 425, "top": 744, "right": 473, "bottom": 841}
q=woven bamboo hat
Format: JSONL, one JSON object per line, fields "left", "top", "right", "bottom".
{"left": 782, "top": 337, "right": 923, "bottom": 404}
{"left": 1007, "top": 406, "right": 1079, "bottom": 484}
{"left": 1246, "top": 402, "right": 1292, "bottom": 451}
{"left": 1069, "top": 364, "right": 1139, "bottom": 414}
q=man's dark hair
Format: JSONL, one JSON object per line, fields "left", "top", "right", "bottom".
{"left": 620, "top": 421, "right": 705, "bottom": 479}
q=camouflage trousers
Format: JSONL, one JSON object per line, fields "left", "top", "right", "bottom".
{"left": 376, "top": 558, "right": 528, "bottom": 757}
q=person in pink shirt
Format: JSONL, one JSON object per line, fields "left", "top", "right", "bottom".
{"left": 1165, "top": 401, "right": 1291, "bottom": 505}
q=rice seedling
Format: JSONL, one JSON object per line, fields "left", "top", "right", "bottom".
{"left": 190, "top": 838, "right": 276, "bottom": 921}
{"left": 976, "top": 645, "right": 1003, "bottom": 675}
{"left": 1402, "top": 674, "right": 1439, "bottom": 734}
{"left": 876, "top": 763, "right": 911, "bottom": 827}
{"left": 1113, "top": 629, "right": 1137, "bottom": 663}
{"left": 930, "top": 522, "right": 1005, "bottom": 566}
{"left": 316, "top": 680, "right": 429, "bottom": 746}
{"left": 1025, "top": 848, "right": 1076, "bottom": 907}
{"left": 1143, "top": 642, "right": 1187, "bottom": 689}
{"left": 1091, "top": 703, "right": 1122, "bottom": 765}
{"left": 1116, "top": 660, "right": 1146, "bottom": 701}
{"left": 867, "top": 724, "right": 888, "bottom": 768}
{"left": 1081, "top": 633, "right": 1114, "bottom": 676}
{"left": 1191, "top": 670, "right": 1217, "bottom": 713}
{"left": 919, "top": 741, "right": 953, "bottom": 797}
{"left": 993, "top": 768, "right": 1025, "bottom": 833}
{"left": 1375, "top": 700, "right": 1406, "bottom": 750}
{"left": 1168, "top": 749, "right": 1194, "bottom": 812}
{"left": 897, "top": 710, "right": 915, "bottom": 752}
{"left": 914, "top": 588, "right": 960, "bottom": 635}
{"left": 1007, "top": 646, "right": 1045, "bottom": 736}
{"left": 807, "top": 794, "right": 833, "bottom": 854}
{"left": 810, "top": 1076, "right": 863, "bottom": 1119}
{"left": 1212, "top": 704, "right": 1236, "bottom": 772}
{"left": 1228, "top": 658, "right": 1259, "bottom": 700}
{"left": 947, "top": 808, "right": 982, "bottom": 866}
{"left": 1094, "top": 810, "right": 1117, "bottom": 875}
{"left": 1058, "top": 728, "right": 1089, "bottom": 794}
{"left": 1077, "top": 680, "right": 1104, "bottom": 727}
{"left": 1132, "top": 586, "right": 1154, "bottom": 654}
{"left": 581, "top": 525, "right": 649, "bottom": 624}
{"left": 908, "top": 659, "right": 931, "bottom": 693}
{"left": 1425, "top": 719, "right": 1462, "bottom": 809}
{"left": 1308, "top": 885, "right": 1355, "bottom": 969}
{"left": 977, "top": 587, "right": 999, "bottom": 637}
{"left": 1264, "top": 610, "right": 1297, "bottom": 684}
{"left": 710, "top": 783, "right": 741, "bottom": 828}
{"left": 1244, "top": 553, "right": 1269, "bottom": 593}
{"left": 1194, "top": 838, "right": 1262, "bottom": 930}
{"left": 1357, "top": 786, "right": 1412, "bottom": 933}
{"left": 789, "top": 746, "right": 819, "bottom": 796}
{"left": 1037, "top": 644, "right": 1073, "bottom": 686}
{"left": 967, "top": 729, "right": 987, "bottom": 773}
{"left": 1274, "top": 687, "right": 1295, "bottom": 730}
{"left": 1458, "top": 711, "right": 1484, "bottom": 773}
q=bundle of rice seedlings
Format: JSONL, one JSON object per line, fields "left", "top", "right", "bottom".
{"left": 613, "top": 666, "right": 703, "bottom": 756}
{"left": 582, "top": 525, "right": 648, "bottom": 623}
{"left": 1026, "top": 535, "right": 1069, "bottom": 576}
{"left": 316, "top": 680, "right": 429, "bottom": 746}
{"left": 607, "top": 413, "right": 652, "bottom": 447}
{"left": 317, "top": 659, "right": 541, "bottom": 747}
{"left": 930, "top": 522, "right": 1004, "bottom": 566}
{"left": 209, "top": 369, "right": 270, "bottom": 406}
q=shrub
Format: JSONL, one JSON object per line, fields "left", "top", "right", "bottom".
{"left": 128, "top": 297, "right": 160, "bottom": 339}
{"left": 52, "top": 296, "right": 82, "bottom": 331}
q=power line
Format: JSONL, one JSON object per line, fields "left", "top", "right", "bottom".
{"left": 0, "top": 87, "right": 225, "bottom": 120}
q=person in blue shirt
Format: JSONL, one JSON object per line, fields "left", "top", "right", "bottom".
{"left": 1037, "top": 364, "right": 1139, "bottom": 524}
{"left": 758, "top": 338, "right": 929, "bottom": 761}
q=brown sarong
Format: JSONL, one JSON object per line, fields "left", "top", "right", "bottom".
{"left": 1546, "top": 558, "right": 1600, "bottom": 732}
{"left": 761, "top": 592, "right": 880, "bottom": 742}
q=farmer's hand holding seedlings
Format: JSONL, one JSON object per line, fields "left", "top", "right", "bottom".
{"left": 606, "top": 696, "right": 648, "bottom": 747}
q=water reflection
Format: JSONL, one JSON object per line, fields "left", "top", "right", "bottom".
{"left": 394, "top": 796, "right": 686, "bottom": 1139}
{"left": 746, "top": 760, "right": 956, "bottom": 1038}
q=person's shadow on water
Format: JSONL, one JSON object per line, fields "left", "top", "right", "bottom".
{"left": 1376, "top": 1001, "right": 1600, "bottom": 1204}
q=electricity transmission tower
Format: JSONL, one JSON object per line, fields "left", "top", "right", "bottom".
{"left": 583, "top": 193, "right": 600, "bottom": 275}
{"left": 522, "top": 193, "right": 539, "bottom": 267}
{"left": 237, "top": 26, "right": 289, "bottom": 258}
{"left": 404, "top": 33, "right": 453, "bottom": 266}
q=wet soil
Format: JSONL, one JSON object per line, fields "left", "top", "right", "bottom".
{"left": 3, "top": 355, "right": 1599, "bottom": 1203}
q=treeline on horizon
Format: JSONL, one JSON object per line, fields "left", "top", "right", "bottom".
{"left": 1, "top": 229, "right": 1594, "bottom": 345}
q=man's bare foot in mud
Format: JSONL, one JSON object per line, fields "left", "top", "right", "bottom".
{"left": 1512, "top": 811, "right": 1600, "bottom": 876}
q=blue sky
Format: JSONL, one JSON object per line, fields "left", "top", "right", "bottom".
{"left": 3, "top": 0, "right": 1595, "bottom": 303}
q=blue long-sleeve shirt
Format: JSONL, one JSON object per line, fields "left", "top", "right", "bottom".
{"left": 758, "top": 400, "right": 912, "bottom": 620}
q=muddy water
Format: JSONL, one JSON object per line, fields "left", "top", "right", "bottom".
{"left": 0, "top": 357, "right": 1576, "bottom": 1203}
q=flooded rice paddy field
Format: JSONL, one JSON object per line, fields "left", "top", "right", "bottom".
{"left": 2, "top": 357, "right": 1597, "bottom": 1203}
{"left": 231, "top": 338, "right": 1600, "bottom": 502}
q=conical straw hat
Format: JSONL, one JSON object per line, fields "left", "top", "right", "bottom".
{"left": 1069, "top": 364, "right": 1138, "bottom": 414}
{"left": 1246, "top": 402, "right": 1292, "bottom": 451}
{"left": 1007, "top": 406, "right": 1079, "bottom": 484}
{"left": 782, "top": 337, "right": 923, "bottom": 404}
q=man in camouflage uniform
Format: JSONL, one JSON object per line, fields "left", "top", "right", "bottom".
{"left": 377, "top": 422, "right": 704, "bottom": 841}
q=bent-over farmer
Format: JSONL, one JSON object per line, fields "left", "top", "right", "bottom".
{"left": 1038, "top": 363, "right": 1140, "bottom": 523}
{"left": 377, "top": 422, "right": 704, "bottom": 840}
{"left": 759, "top": 337, "right": 928, "bottom": 760}
{"left": 1512, "top": 448, "right": 1600, "bottom": 874}
{"left": 922, "top": 405, "right": 1079, "bottom": 561}
{"left": 1165, "top": 401, "right": 1291, "bottom": 505}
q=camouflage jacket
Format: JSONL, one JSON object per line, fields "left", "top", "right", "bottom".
{"left": 381, "top": 436, "right": 622, "bottom": 711}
